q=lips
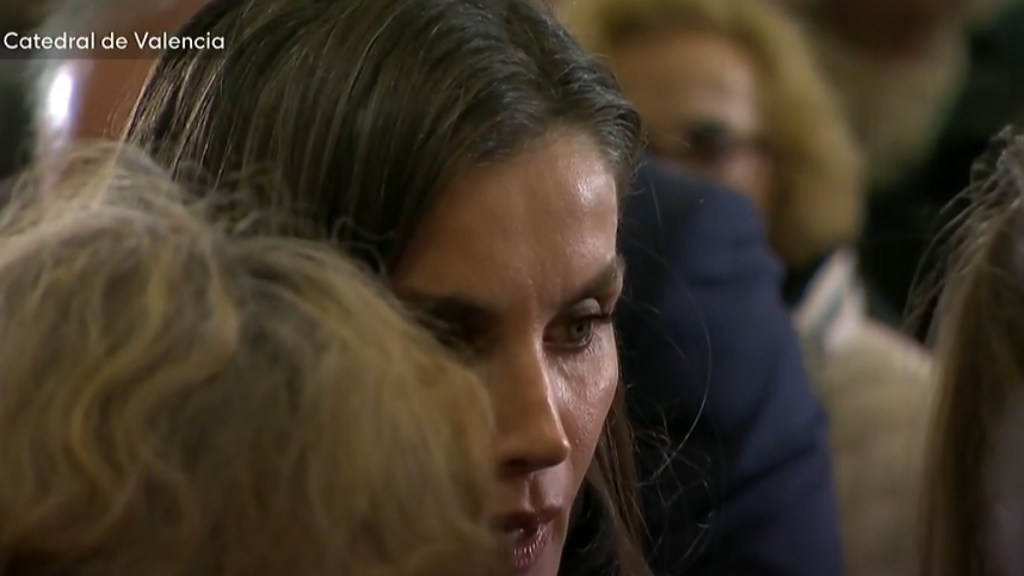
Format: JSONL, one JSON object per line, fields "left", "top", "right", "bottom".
{"left": 494, "top": 509, "right": 559, "bottom": 573}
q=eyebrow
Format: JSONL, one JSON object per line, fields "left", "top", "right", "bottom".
{"left": 563, "top": 255, "right": 625, "bottom": 309}
{"left": 398, "top": 255, "right": 626, "bottom": 329}
{"left": 400, "top": 292, "right": 500, "bottom": 344}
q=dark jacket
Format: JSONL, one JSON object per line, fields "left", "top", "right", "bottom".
{"left": 562, "top": 160, "right": 844, "bottom": 575}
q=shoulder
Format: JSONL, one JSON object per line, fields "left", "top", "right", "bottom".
{"left": 617, "top": 159, "right": 803, "bottom": 418}
{"left": 823, "top": 320, "right": 934, "bottom": 397}
{"left": 623, "top": 160, "right": 764, "bottom": 241}
{"left": 621, "top": 160, "right": 778, "bottom": 288}
{"left": 617, "top": 162, "right": 843, "bottom": 575}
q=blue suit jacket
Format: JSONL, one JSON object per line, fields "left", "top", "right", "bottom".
{"left": 562, "top": 160, "right": 843, "bottom": 575}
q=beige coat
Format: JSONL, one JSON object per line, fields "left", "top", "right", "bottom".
{"left": 793, "top": 250, "right": 934, "bottom": 576}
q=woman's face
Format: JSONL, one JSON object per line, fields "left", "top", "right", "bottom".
{"left": 392, "top": 131, "right": 621, "bottom": 576}
{"left": 611, "top": 28, "right": 773, "bottom": 211}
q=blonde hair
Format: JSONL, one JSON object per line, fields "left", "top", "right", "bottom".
{"left": 0, "top": 143, "right": 496, "bottom": 576}
{"left": 564, "top": 0, "right": 863, "bottom": 265}
{"left": 919, "top": 126, "right": 1024, "bottom": 576}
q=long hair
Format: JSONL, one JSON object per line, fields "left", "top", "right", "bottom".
{"left": 564, "top": 0, "right": 863, "bottom": 266}
{"left": 122, "top": 0, "right": 649, "bottom": 573}
{"left": 920, "top": 125, "right": 1024, "bottom": 576}
{"left": 0, "top": 143, "right": 496, "bottom": 576}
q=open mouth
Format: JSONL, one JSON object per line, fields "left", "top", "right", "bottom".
{"left": 495, "top": 515, "right": 551, "bottom": 572}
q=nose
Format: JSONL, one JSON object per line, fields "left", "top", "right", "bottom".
{"left": 489, "top": 343, "right": 571, "bottom": 479}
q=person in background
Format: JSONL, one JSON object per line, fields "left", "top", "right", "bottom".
{"left": 0, "top": 142, "right": 497, "bottom": 576}
{"left": 890, "top": 0, "right": 1024, "bottom": 341}
{"left": 566, "top": 0, "right": 863, "bottom": 272}
{"left": 804, "top": 0, "right": 1007, "bottom": 191}
{"left": 565, "top": 0, "right": 934, "bottom": 574}
{"left": 921, "top": 124, "right": 1024, "bottom": 576}
{"left": 557, "top": 0, "right": 845, "bottom": 573}
{"left": 794, "top": 0, "right": 1021, "bottom": 328}
{"left": 35, "top": 0, "right": 844, "bottom": 574}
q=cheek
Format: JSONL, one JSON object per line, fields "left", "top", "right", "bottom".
{"left": 558, "top": 330, "right": 619, "bottom": 474}
{"left": 745, "top": 156, "right": 775, "bottom": 212}
{"left": 720, "top": 155, "right": 772, "bottom": 211}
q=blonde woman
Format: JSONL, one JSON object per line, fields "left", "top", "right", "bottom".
{"left": 0, "top": 144, "right": 496, "bottom": 576}
{"left": 565, "top": 1, "right": 934, "bottom": 574}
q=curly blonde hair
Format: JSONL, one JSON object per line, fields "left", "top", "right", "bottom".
{"left": 564, "top": 0, "right": 863, "bottom": 265}
{"left": 0, "top": 143, "right": 497, "bottom": 576}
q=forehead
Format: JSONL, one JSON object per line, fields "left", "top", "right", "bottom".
{"left": 611, "top": 28, "right": 760, "bottom": 126}
{"left": 392, "top": 131, "right": 619, "bottom": 313}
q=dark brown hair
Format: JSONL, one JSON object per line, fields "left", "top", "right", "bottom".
{"left": 0, "top": 143, "right": 497, "bottom": 576}
{"left": 122, "top": 0, "right": 648, "bottom": 573}
{"left": 920, "top": 125, "right": 1024, "bottom": 576}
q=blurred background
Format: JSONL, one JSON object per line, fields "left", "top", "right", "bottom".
{"left": 5, "top": 0, "right": 1024, "bottom": 336}
{"left": 0, "top": 1, "right": 32, "bottom": 182}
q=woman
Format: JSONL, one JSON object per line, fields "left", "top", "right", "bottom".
{"left": 922, "top": 124, "right": 1024, "bottom": 576}
{"left": 564, "top": 0, "right": 861, "bottom": 266}
{"left": 120, "top": 0, "right": 649, "bottom": 574}
{"left": 33, "top": 0, "right": 848, "bottom": 571}
{"left": 0, "top": 143, "right": 496, "bottom": 576}
{"left": 564, "top": 0, "right": 933, "bottom": 574}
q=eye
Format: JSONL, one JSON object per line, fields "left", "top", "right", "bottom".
{"left": 418, "top": 317, "right": 487, "bottom": 360}
{"left": 545, "top": 301, "right": 613, "bottom": 352}
{"left": 400, "top": 296, "right": 498, "bottom": 361}
{"left": 556, "top": 319, "right": 595, "bottom": 346}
